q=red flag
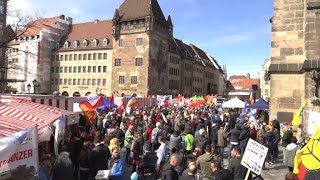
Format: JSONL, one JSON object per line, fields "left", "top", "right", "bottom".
{"left": 91, "top": 96, "right": 104, "bottom": 109}
{"left": 79, "top": 101, "right": 95, "bottom": 124}
{"left": 109, "top": 93, "right": 114, "bottom": 110}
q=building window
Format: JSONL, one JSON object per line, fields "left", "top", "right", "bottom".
{"left": 68, "top": 79, "right": 71, "bottom": 85}
{"left": 98, "top": 53, "right": 102, "bottom": 60}
{"left": 73, "top": 41, "right": 78, "bottom": 48}
{"left": 69, "top": 67, "right": 72, "bottom": 73}
{"left": 115, "top": 59, "right": 121, "bottom": 66}
{"left": 92, "top": 39, "right": 98, "bottom": 47}
{"left": 119, "top": 76, "right": 125, "bottom": 84}
{"left": 77, "top": 79, "right": 81, "bottom": 85}
{"left": 78, "top": 66, "right": 81, "bottom": 73}
{"left": 69, "top": 54, "right": 73, "bottom": 61}
{"left": 103, "top": 53, "right": 107, "bottom": 59}
{"left": 103, "top": 38, "right": 109, "bottom": 46}
{"left": 64, "top": 55, "right": 68, "bottom": 61}
{"left": 55, "top": 78, "right": 59, "bottom": 85}
{"left": 265, "top": 89, "right": 270, "bottom": 96}
{"left": 55, "top": 55, "right": 59, "bottom": 61}
{"left": 83, "top": 66, "right": 86, "bottom": 73}
{"left": 131, "top": 76, "right": 137, "bottom": 84}
{"left": 73, "top": 79, "right": 76, "bottom": 85}
{"left": 59, "top": 78, "right": 62, "bottom": 85}
{"left": 74, "top": 54, "right": 77, "bottom": 60}
{"left": 97, "top": 79, "right": 101, "bottom": 86}
{"left": 88, "top": 66, "right": 91, "bottom": 73}
{"left": 55, "top": 67, "right": 59, "bottom": 73}
{"left": 73, "top": 66, "right": 77, "bottom": 73}
{"left": 60, "top": 55, "right": 63, "bottom": 61}
{"left": 102, "top": 79, "right": 106, "bottom": 86}
{"left": 265, "top": 81, "right": 270, "bottom": 85}
{"left": 93, "top": 66, "right": 96, "bottom": 73}
{"left": 93, "top": 53, "right": 96, "bottom": 60}
{"left": 79, "top": 54, "right": 82, "bottom": 60}
{"left": 98, "top": 66, "right": 101, "bottom": 73}
{"left": 92, "top": 79, "right": 96, "bottom": 86}
{"left": 64, "top": 41, "right": 70, "bottom": 48}
{"left": 87, "top": 79, "right": 91, "bottom": 85}
{"left": 83, "top": 40, "right": 88, "bottom": 47}
{"left": 88, "top": 54, "right": 91, "bottom": 60}
{"left": 83, "top": 54, "right": 87, "bottom": 60}
{"left": 59, "top": 67, "right": 63, "bottom": 73}
{"left": 103, "top": 66, "right": 107, "bottom": 72}
{"left": 119, "top": 39, "right": 124, "bottom": 47}
{"left": 82, "top": 79, "right": 86, "bottom": 85}
{"left": 135, "top": 58, "right": 143, "bottom": 66}
{"left": 136, "top": 38, "right": 143, "bottom": 46}
{"left": 51, "top": 67, "right": 54, "bottom": 73}
{"left": 64, "top": 79, "right": 67, "bottom": 85}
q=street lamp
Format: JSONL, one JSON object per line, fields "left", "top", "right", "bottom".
{"left": 27, "top": 83, "right": 31, "bottom": 93}
{"left": 32, "top": 79, "right": 41, "bottom": 94}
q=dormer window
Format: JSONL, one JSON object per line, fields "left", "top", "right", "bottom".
{"left": 73, "top": 40, "right": 79, "bottom": 48}
{"left": 92, "top": 39, "right": 98, "bottom": 47}
{"left": 103, "top": 38, "right": 109, "bottom": 46}
{"left": 55, "top": 42, "right": 60, "bottom": 49}
{"left": 64, "top": 41, "right": 70, "bottom": 48}
{"left": 83, "top": 40, "right": 88, "bottom": 47}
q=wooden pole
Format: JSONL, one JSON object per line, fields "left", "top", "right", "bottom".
{"left": 244, "top": 169, "right": 251, "bottom": 180}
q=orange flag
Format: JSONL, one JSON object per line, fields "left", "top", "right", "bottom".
{"left": 80, "top": 101, "right": 95, "bottom": 124}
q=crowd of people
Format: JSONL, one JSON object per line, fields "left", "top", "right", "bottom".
{"left": 37, "top": 104, "right": 308, "bottom": 180}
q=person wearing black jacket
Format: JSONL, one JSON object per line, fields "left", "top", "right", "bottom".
{"left": 161, "top": 154, "right": 179, "bottom": 180}
{"left": 88, "top": 136, "right": 111, "bottom": 178}
{"left": 239, "top": 124, "right": 250, "bottom": 155}
{"left": 211, "top": 122, "right": 219, "bottom": 147}
{"left": 263, "top": 126, "right": 275, "bottom": 164}
{"left": 282, "top": 124, "right": 293, "bottom": 164}
{"left": 228, "top": 124, "right": 241, "bottom": 160}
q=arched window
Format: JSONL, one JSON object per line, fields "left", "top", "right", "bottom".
{"left": 61, "top": 91, "right": 69, "bottom": 96}
{"left": 64, "top": 41, "right": 70, "bottom": 48}
{"left": 55, "top": 42, "right": 60, "bottom": 49}
{"left": 83, "top": 40, "right": 88, "bottom": 47}
{"left": 73, "top": 40, "right": 79, "bottom": 48}
{"left": 92, "top": 39, "right": 98, "bottom": 47}
{"left": 103, "top": 38, "right": 109, "bottom": 46}
{"left": 73, "top": 92, "right": 81, "bottom": 97}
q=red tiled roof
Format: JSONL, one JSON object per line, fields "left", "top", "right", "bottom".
{"left": 58, "top": 20, "right": 113, "bottom": 51}
{"left": 19, "top": 16, "right": 62, "bottom": 36}
{"left": 229, "top": 75, "right": 247, "bottom": 80}
{"left": 233, "top": 79, "right": 260, "bottom": 89}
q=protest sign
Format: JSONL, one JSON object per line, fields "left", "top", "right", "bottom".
{"left": 241, "top": 138, "right": 268, "bottom": 175}
{"left": 307, "top": 111, "right": 320, "bottom": 135}
{"left": 0, "top": 126, "right": 39, "bottom": 179}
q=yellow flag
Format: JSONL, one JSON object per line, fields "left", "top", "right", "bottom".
{"left": 291, "top": 100, "right": 307, "bottom": 126}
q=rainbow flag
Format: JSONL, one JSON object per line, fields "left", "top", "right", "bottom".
{"left": 249, "top": 91, "right": 253, "bottom": 105}
{"left": 127, "top": 94, "right": 138, "bottom": 107}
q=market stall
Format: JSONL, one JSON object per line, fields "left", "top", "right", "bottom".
{"left": 222, "top": 97, "right": 245, "bottom": 109}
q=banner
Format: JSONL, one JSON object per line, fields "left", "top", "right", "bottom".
{"left": 0, "top": 126, "right": 39, "bottom": 179}
{"left": 157, "top": 95, "right": 172, "bottom": 107}
{"left": 79, "top": 101, "right": 95, "bottom": 124}
{"left": 241, "top": 138, "right": 268, "bottom": 175}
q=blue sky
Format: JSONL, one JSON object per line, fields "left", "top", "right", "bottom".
{"left": 9, "top": 0, "right": 273, "bottom": 78}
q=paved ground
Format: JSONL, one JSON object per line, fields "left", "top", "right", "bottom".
{"left": 122, "top": 146, "right": 289, "bottom": 180}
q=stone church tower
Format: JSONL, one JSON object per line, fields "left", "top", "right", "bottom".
{"left": 111, "top": 0, "right": 173, "bottom": 96}
{"left": 269, "top": 0, "right": 320, "bottom": 126}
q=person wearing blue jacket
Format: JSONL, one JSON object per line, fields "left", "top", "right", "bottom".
{"left": 108, "top": 147, "right": 124, "bottom": 180}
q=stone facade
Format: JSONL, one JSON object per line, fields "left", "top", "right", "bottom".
{"left": 270, "top": 0, "right": 320, "bottom": 126}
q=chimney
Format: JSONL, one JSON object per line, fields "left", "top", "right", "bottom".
{"left": 59, "top": 15, "right": 65, "bottom": 20}
{"left": 246, "top": 73, "right": 250, "bottom": 79}
{"left": 94, "top": 19, "right": 99, "bottom": 23}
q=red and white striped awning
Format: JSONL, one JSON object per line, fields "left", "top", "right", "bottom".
{"left": 0, "top": 101, "right": 74, "bottom": 138}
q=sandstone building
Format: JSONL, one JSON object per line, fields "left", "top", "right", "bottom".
{"left": 269, "top": 0, "right": 320, "bottom": 125}
{"left": 6, "top": 0, "right": 226, "bottom": 97}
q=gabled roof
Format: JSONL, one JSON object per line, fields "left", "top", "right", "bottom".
{"left": 190, "top": 44, "right": 216, "bottom": 68}
{"left": 18, "top": 16, "right": 62, "bottom": 37}
{"left": 232, "top": 79, "right": 260, "bottom": 89}
{"left": 118, "top": 0, "right": 167, "bottom": 25}
{"left": 229, "top": 75, "right": 247, "bottom": 80}
{"left": 58, "top": 20, "right": 113, "bottom": 51}
{"left": 173, "top": 38, "right": 192, "bottom": 59}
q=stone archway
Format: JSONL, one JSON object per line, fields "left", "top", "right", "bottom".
{"left": 73, "top": 92, "right": 81, "bottom": 97}
{"left": 61, "top": 91, "right": 69, "bottom": 97}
